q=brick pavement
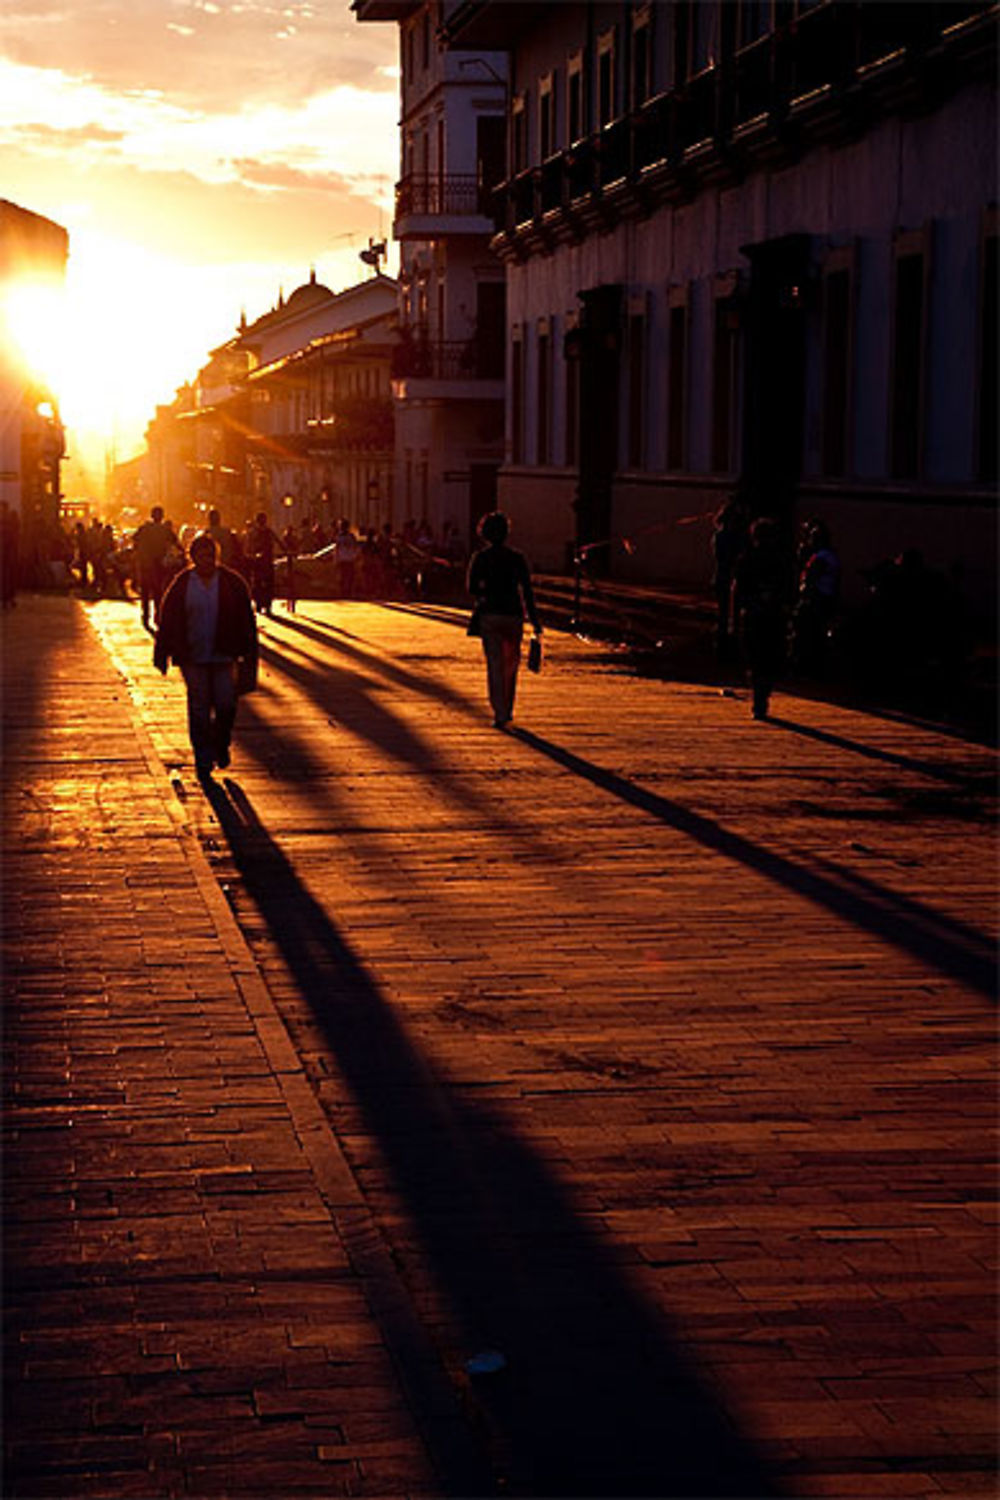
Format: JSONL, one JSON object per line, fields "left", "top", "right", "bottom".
{"left": 3, "top": 590, "right": 997, "bottom": 1499}
{"left": 1, "top": 595, "right": 475, "bottom": 1499}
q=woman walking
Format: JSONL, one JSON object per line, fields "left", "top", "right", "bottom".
{"left": 467, "top": 510, "right": 542, "bottom": 729}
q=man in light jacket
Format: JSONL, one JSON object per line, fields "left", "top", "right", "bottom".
{"left": 154, "top": 532, "right": 258, "bottom": 779}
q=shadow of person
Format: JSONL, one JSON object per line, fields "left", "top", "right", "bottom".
{"left": 202, "top": 774, "right": 781, "bottom": 1499}
{"left": 510, "top": 729, "right": 996, "bottom": 1001}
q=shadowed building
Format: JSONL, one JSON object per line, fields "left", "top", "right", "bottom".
{"left": 0, "top": 200, "right": 68, "bottom": 576}
{"left": 428, "top": 1, "right": 998, "bottom": 618}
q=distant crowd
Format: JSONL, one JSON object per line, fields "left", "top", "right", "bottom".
{"left": 0, "top": 504, "right": 471, "bottom": 624}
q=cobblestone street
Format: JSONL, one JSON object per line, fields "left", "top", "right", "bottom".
{"left": 3, "top": 591, "right": 996, "bottom": 1498}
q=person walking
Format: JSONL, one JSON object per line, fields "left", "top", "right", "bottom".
{"left": 711, "top": 496, "right": 749, "bottom": 661}
{"left": 280, "top": 522, "right": 298, "bottom": 613}
{"left": 466, "top": 510, "right": 542, "bottom": 729}
{"left": 0, "top": 501, "right": 21, "bottom": 609}
{"left": 132, "top": 505, "right": 173, "bottom": 630}
{"left": 246, "top": 511, "right": 281, "bottom": 615}
{"left": 153, "top": 532, "right": 258, "bottom": 780}
{"left": 733, "top": 516, "right": 793, "bottom": 721}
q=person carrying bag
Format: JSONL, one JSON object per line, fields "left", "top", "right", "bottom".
{"left": 466, "top": 511, "right": 542, "bottom": 729}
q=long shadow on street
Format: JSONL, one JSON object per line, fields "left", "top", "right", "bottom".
{"left": 511, "top": 729, "right": 996, "bottom": 1000}
{"left": 202, "top": 771, "right": 781, "bottom": 1499}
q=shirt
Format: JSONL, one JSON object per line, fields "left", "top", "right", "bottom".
{"left": 185, "top": 571, "right": 225, "bottom": 662}
{"left": 467, "top": 543, "right": 539, "bottom": 626}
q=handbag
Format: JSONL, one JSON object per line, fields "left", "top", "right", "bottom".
{"left": 527, "top": 634, "right": 542, "bottom": 673}
{"left": 466, "top": 604, "right": 483, "bottom": 638}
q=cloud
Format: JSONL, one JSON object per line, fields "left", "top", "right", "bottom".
{"left": 0, "top": 58, "right": 398, "bottom": 195}
{"left": 13, "top": 121, "right": 126, "bottom": 147}
{"left": 0, "top": 0, "right": 399, "bottom": 112}
{"left": 230, "top": 157, "right": 353, "bottom": 193}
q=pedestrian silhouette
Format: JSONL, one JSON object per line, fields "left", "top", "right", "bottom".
{"left": 733, "top": 516, "right": 793, "bottom": 720}
{"left": 153, "top": 532, "right": 258, "bottom": 780}
{"left": 132, "top": 505, "right": 173, "bottom": 630}
{"left": 466, "top": 510, "right": 542, "bottom": 729}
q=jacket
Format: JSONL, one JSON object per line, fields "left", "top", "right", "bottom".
{"left": 153, "top": 564, "right": 257, "bottom": 672}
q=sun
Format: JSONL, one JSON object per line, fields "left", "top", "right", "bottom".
{"left": 3, "top": 227, "right": 245, "bottom": 483}
{"left": 1, "top": 273, "right": 67, "bottom": 396}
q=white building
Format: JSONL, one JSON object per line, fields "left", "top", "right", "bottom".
{"left": 443, "top": 0, "right": 997, "bottom": 614}
{"left": 354, "top": 0, "right": 509, "bottom": 546}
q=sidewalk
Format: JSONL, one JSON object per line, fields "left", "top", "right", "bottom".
{"left": 3, "top": 589, "right": 997, "bottom": 1499}
{"left": 1, "top": 594, "right": 475, "bottom": 1499}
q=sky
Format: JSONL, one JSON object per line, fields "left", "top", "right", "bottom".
{"left": 0, "top": 0, "right": 401, "bottom": 499}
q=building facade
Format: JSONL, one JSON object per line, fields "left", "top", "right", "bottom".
{"left": 0, "top": 200, "right": 68, "bottom": 552}
{"left": 444, "top": 0, "right": 997, "bottom": 613}
{"left": 141, "top": 273, "right": 397, "bottom": 534}
{"left": 354, "top": 0, "right": 509, "bottom": 545}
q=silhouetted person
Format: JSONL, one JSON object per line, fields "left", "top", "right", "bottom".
{"left": 153, "top": 532, "right": 258, "bottom": 780}
{"left": 791, "top": 517, "right": 841, "bottom": 673}
{"left": 247, "top": 511, "right": 281, "bottom": 615}
{"left": 711, "top": 497, "right": 749, "bottom": 660}
{"left": 733, "top": 516, "right": 793, "bottom": 720}
{"left": 207, "top": 507, "right": 241, "bottom": 572}
{"left": 133, "top": 505, "right": 173, "bottom": 630}
{"left": 334, "top": 519, "right": 359, "bottom": 599}
{"left": 467, "top": 509, "right": 542, "bottom": 729}
{"left": 280, "top": 522, "right": 298, "bottom": 613}
{"left": 0, "top": 501, "right": 21, "bottom": 608}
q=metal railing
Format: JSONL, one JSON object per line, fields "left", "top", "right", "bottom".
{"left": 391, "top": 337, "right": 504, "bottom": 381}
{"left": 395, "top": 173, "right": 499, "bottom": 222}
{"left": 496, "top": 2, "right": 996, "bottom": 232}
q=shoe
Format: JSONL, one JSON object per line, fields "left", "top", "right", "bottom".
{"left": 195, "top": 760, "right": 214, "bottom": 781}
{"left": 215, "top": 743, "right": 231, "bottom": 770}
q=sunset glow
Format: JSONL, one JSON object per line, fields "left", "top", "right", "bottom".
{"left": 0, "top": 1, "right": 399, "bottom": 498}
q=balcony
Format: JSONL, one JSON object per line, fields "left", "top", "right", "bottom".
{"left": 391, "top": 335, "right": 505, "bottom": 396}
{"left": 393, "top": 174, "right": 502, "bottom": 238}
{"left": 492, "top": 1, "right": 998, "bottom": 254}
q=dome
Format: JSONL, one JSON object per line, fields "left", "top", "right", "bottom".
{"left": 285, "top": 269, "right": 334, "bottom": 308}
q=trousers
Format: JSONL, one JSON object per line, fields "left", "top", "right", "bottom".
{"left": 182, "top": 661, "right": 237, "bottom": 776}
{"left": 480, "top": 613, "right": 523, "bottom": 724}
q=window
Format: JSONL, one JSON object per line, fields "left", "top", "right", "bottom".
{"left": 565, "top": 322, "right": 580, "bottom": 465}
{"left": 597, "top": 29, "right": 617, "bottom": 126}
{"left": 667, "top": 300, "right": 688, "bottom": 470}
{"left": 711, "top": 295, "right": 740, "bottom": 473}
{"left": 672, "top": 1, "right": 691, "bottom": 85}
{"left": 511, "top": 333, "right": 525, "bottom": 463}
{"left": 512, "top": 93, "right": 528, "bottom": 173}
{"left": 821, "top": 266, "right": 852, "bottom": 477}
{"left": 627, "top": 311, "right": 646, "bottom": 469}
{"left": 889, "top": 242, "right": 926, "bottom": 480}
{"left": 738, "top": 0, "right": 772, "bottom": 48}
{"left": 567, "top": 52, "right": 584, "bottom": 142}
{"left": 692, "top": 0, "right": 718, "bottom": 72}
{"left": 632, "top": 9, "right": 653, "bottom": 108}
{"left": 537, "top": 322, "right": 552, "bottom": 464}
{"left": 539, "top": 73, "right": 556, "bottom": 159}
{"left": 978, "top": 224, "right": 998, "bottom": 482}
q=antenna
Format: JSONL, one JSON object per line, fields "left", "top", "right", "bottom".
{"left": 359, "top": 237, "right": 387, "bottom": 274}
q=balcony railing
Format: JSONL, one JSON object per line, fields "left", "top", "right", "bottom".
{"left": 395, "top": 173, "right": 499, "bottom": 223}
{"left": 495, "top": 1, "right": 997, "bottom": 234}
{"left": 392, "top": 335, "right": 504, "bottom": 382}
